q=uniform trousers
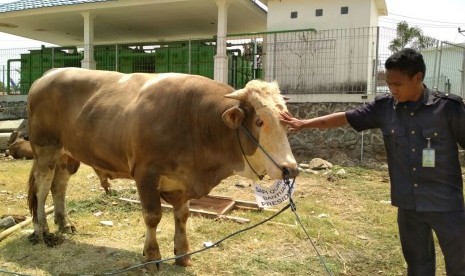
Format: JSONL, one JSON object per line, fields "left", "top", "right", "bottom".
{"left": 397, "top": 208, "right": 465, "bottom": 276}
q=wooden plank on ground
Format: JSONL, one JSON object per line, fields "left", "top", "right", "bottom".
{"left": 118, "top": 197, "right": 250, "bottom": 224}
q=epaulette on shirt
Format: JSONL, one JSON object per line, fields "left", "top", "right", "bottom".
{"left": 434, "top": 91, "right": 465, "bottom": 105}
{"left": 374, "top": 92, "right": 392, "bottom": 102}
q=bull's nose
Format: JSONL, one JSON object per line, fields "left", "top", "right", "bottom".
{"left": 282, "top": 165, "right": 299, "bottom": 179}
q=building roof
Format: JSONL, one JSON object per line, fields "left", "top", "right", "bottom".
{"left": 0, "top": 0, "right": 115, "bottom": 13}
{"left": 0, "top": 0, "right": 267, "bottom": 46}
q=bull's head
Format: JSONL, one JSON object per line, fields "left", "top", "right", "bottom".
{"left": 223, "top": 80, "right": 298, "bottom": 180}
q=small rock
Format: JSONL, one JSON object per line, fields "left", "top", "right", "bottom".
{"left": 336, "top": 169, "right": 346, "bottom": 175}
{"left": 0, "top": 216, "right": 16, "bottom": 229}
{"left": 203, "top": 241, "right": 214, "bottom": 248}
{"left": 304, "top": 169, "right": 319, "bottom": 175}
{"left": 309, "top": 158, "right": 333, "bottom": 170}
{"left": 379, "top": 164, "right": 389, "bottom": 171}
{"left": 317, "top": 213, "right": 329, "bottom": 218}
{"left": 299, "top": 163, "right": 310, "bottom": 169}
{"left": 100, "top": 221, "right": 113, "bottom": 227}
{"left": 93, "top": 211, "right": 103, "bottom": 217}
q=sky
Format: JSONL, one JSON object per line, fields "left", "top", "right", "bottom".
{"left": 0, "top": 0, "right": 464, "bottom": 48}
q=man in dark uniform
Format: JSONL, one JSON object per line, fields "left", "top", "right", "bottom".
{"left": 280, "top": 48, "right": 465, "bottom": 275}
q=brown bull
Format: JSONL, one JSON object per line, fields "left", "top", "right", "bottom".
{"left": 6, "top": 136, "right": 33, "bottom": 160}
{"left": 27, "top": 68, "right": 298, "bottom": 267}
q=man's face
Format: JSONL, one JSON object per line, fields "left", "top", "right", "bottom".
{"left": 385, "top": 69, "right": 423, "bottom": 102}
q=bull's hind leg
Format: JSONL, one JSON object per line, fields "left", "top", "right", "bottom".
{"left": 28, "top": 147, "right": 61, "bottom": 242}
{"left": 134, "top": 167, "right": 163, "bottom": 270}
{"left": 51, "top": 155, "right": 80, "bottom": 233}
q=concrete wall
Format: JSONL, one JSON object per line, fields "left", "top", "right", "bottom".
{"left": 287, "top": 101, "right": 386, "bottom": 165}
{"left": 0, "top": 95, "right": 27, "bottom": 120}
{"left": 285, "top": 94, "right": 386, "bottom": 165}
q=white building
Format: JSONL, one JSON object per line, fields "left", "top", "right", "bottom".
{"left": 263, "top": 0, "right": 388, "bottom": 94}
{"left": 266, "top": 0, "right": 387, "bottom": 31}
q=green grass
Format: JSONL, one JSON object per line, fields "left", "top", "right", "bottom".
{"left": 0, "top": 158, "right": 449, "bottom": 275}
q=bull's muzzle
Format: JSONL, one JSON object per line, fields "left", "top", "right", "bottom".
{"left": 281, "top": 164, "right": 299, "bottom": 179}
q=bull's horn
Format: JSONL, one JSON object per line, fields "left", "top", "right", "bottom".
{"left": 225, "top": 89, "right": 248, "bottom": 100}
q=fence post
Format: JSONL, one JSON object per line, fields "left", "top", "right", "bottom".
{"left": 432, "top": 40, "right": 439, "bottom": 90}
{"left": 436, "top": 41, "right": 444, "bottom": 91}
{"left": 188, "top": 39, "right": 192, "bottom": 74}
{"left": 115, "top": 44, "right": 119, "bottom": 72}
{"left": 2, "top": 65, "right": 4, "bottom": 93}
{"left": 372, "top": 26, "right": 380, "bottom": 94}
{"left": 51, "top": 46, "right": 55, "bottom": 68}
{"left": 461, "top": 46, "right": 465, "bottom": 97}
{"left": 273, "top": 32, "right": 277, "bottom": 80}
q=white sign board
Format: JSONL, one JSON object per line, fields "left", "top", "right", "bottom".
{"left": 253, "top": 179, "right": 296, "bottom": 208}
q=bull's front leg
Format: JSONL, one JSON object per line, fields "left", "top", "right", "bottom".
{"left": 134, "top": 168, "right": 162, "bottom": 270}
{"left": 173, "top": 200, "right": 192, "bottom": 266}
{"left": 165, "top": 193, "right": 192, "bottom": 267}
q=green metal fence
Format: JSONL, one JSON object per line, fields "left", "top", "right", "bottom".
{"left": 2, "top": 27, "right": 463, "bottom": 96}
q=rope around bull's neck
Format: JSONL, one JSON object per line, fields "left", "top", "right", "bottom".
{"left": 237, "top": 123, "right": 292, "bottom": 180}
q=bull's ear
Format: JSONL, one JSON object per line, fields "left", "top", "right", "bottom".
{"left": 225, "top": 89, "right": 247, "bottom": 100}
{"left": 222, "top": 106, "right": 245, "bottom": 129}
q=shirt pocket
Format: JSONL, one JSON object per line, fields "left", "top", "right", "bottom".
{"left": 382, "top": 124, "right": 406, "bottom": 151}
{"left": 421, "top": 129, "right": 443, "bottom": 147}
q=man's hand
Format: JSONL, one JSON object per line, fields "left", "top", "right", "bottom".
{"left": 280, "top": 111, "right": 306, "bottom": 132}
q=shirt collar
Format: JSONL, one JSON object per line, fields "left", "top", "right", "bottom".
{"left": 422, "top": 85, "right": 435, "bottom": 106}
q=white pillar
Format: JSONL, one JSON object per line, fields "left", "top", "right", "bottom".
{"left": 81, "top": 12, "right": 96, "bottom": 69}
{"left": 214, "top": 0, "right": 229, "bottom": 84}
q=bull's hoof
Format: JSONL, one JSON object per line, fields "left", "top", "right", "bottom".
{"left": 175, "top": 255, "right": 193, "bottom": 267}
{"left": 28, "top": 232, "right": 65, "bottom": 247}
{"left": 28, "top": 232, "right": 42, "bottom": 245}
{"left": 142, "top": 250, "right": 162, "bottom": 271}
{"left": 142, "top": 261, "right": 160, "bottom": 272}
{"left": 59, "top": 224, "right": 76, "bottom": 234}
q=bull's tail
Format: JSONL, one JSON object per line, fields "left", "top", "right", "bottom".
{"left": 27, "top": 161, "right": 38, "bottom": 222}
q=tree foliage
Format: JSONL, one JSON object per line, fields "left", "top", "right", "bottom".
{"left": 389, "top": 21, "right": 437, "bottom": 53}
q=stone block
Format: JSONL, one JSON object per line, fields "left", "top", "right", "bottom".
{"left": 0, "top": 132, "right": 11, "bottom": 150}
{"left": 0, "top": 119, "right": 24, "bottom": 133}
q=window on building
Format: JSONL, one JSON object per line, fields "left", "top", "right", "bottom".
{"left": 290, "top": 11, "right": 298, "bottom": 19}
{"left": 315, "top": 9, "right": 323, "bottom": 17}
{"left": 341, "top": 6, "right": 349, "bottom": 14}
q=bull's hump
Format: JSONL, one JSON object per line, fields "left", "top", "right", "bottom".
{"left": 141, "top": 73, "right": 188, "bottom": 91}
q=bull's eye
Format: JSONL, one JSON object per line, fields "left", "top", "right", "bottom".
{"left": 256, "top": 118, "right": 264, "bottom": 127}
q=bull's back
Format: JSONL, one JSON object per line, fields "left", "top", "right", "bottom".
{"left": 27, "top": 68, "right": 151, "bottom": 172}
{"left": 27, "top": 68, "right": 235, "bottom": 177}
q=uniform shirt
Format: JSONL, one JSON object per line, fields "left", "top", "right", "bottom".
{"left": 346, "top": 87, "right": 465, "bottom": 211}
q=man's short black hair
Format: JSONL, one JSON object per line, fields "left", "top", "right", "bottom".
{"left": 385, "top": 48, "right": 426, "bottom": 80}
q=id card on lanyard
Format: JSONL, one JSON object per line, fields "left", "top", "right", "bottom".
{"left": 422, "top": 138, "right": 435, "bottom": 167}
